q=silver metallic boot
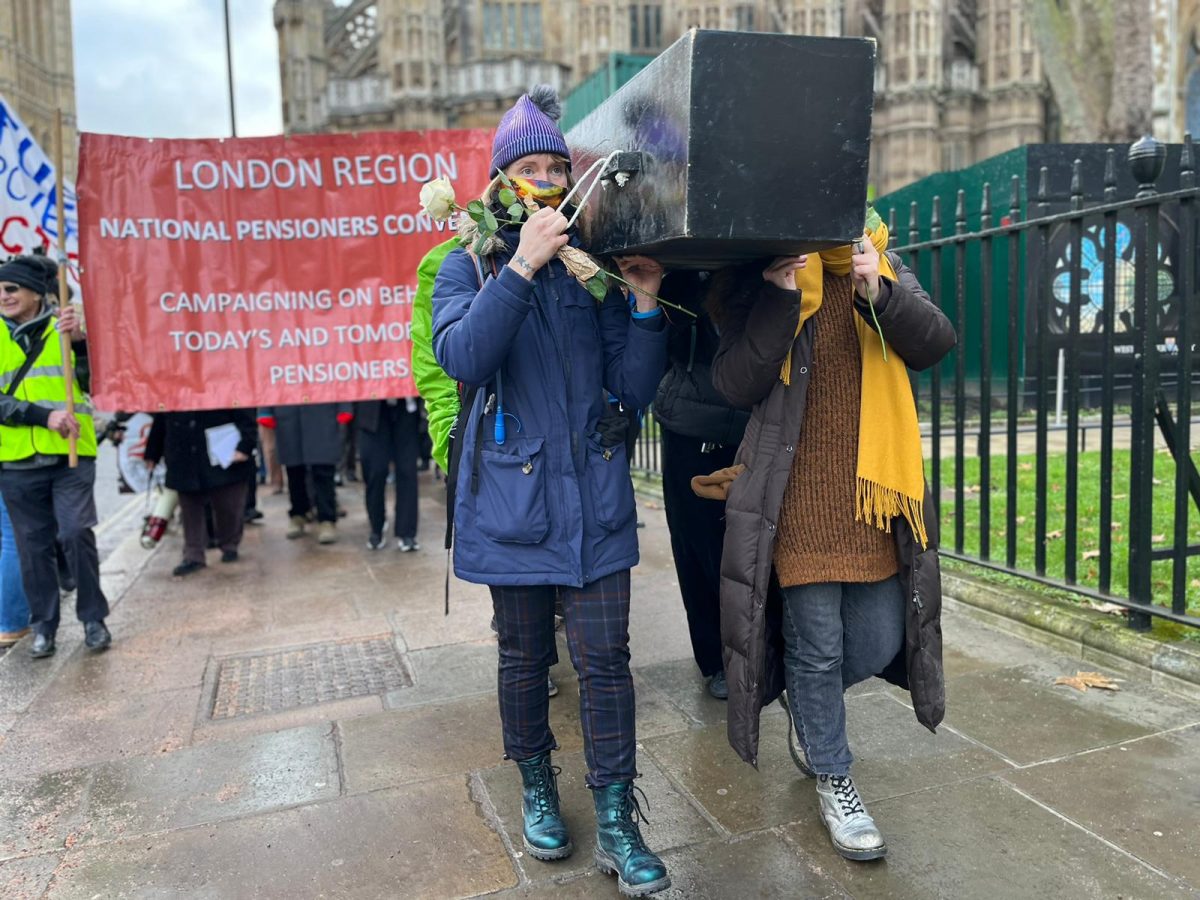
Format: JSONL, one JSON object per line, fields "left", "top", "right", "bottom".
{"left": 815, "top": 774, "right": 887, "bottom": 860}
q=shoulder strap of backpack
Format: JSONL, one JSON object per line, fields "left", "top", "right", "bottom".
{"left": 3, "top": 325, "right": 51, "bottom": 397}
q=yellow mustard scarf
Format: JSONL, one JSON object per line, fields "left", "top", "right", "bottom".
{"left": 781, "top": 222, "right": 929, "bottom": 548}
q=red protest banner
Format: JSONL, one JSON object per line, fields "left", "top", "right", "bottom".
{"left": 77, "top": 129, "right": 492, "bottom": 411}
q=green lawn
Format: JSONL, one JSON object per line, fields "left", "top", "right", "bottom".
{"left": 929, "top": 448, "right": 1200, "bottom": 618}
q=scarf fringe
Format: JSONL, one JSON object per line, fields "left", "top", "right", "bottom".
{"left": 856, "top": 477, "right": 929, "bottom": 550}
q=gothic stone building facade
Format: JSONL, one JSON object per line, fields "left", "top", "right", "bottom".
{"left": 275, "top": 1, "right": 1196, "bottom": 194}
{"left": 0, "top": 0, "right": 76, "bottom": 179}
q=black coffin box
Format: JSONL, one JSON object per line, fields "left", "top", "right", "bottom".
{"left": 566, "top": 29, "right": 877, "bottom": 268}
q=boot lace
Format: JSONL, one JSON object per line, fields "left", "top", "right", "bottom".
{"left": 613, "top": 783, "right": 653, "bottom": 851}
{"left": 529, "top": 759, "right": 562, "bottom": 818}
{"left": 829, "top": 776, "right": 865, "bottom": 816}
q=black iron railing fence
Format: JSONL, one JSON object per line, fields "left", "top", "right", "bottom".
{"left": 894, "top": 136, "right": 1199, "bottom": 630}
{"left": 632, "top": 136, "right": 1200, "bottom": 631}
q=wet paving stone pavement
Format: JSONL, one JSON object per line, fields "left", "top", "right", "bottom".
{"left": 1, "top": 479, "right": 1198, "bottom": 899}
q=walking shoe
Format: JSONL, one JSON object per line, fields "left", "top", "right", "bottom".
{"left": 317, "top": 522, "right": 338, "bottom": 544}
{"left": 547, "top": 675, "right": 559, "bottom": 698}
{"left": 515, "top": 751, "right": 572, "bottom": 860}
{"left": 29, "top": 632, "right": 55, "bottom": 658}
{"left": 286, "top": 516, "right": 306, "bottom": 539}
{"left": 778, "top": 693, "right": 815, "bottom": 777}
{"left": 592, "top": 782, "right": 671, "bottom": 896}
{"left": 815, "top": 774, "right": 887, "bottom": 861}
{"left": 397, "top": 536, "right": 419, "bottom": 552}
{"left": 366, "top": 533, "right": 385, "bottom": 551}
{"left": 84, "top": 620, "right": 112, "bottom": 652}
{"left": 0, "top": 627, "right": 30, "bottom": 647}
{"left": 220, "top": 550, "right": 239, "bottom": 564}
{"left": 706, "top": 671, "right": 728, "bottom": 700}
{"left": 172, "top": 560, "right": 206, "bottom": 577}
{"left": 243, "top": 508, "right": 264, "bottom": 523}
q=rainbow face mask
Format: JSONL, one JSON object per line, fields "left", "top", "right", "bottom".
{"left": 511, "top": 177, "right": 567, "bottom": 210}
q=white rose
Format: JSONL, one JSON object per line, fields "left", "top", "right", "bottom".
{"left": 419, "top": 177, "right": 456, "bottom": 221}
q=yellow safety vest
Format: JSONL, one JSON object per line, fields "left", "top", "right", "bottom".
{"left": 0, "top": 317, "right": 98, "bottom": 460}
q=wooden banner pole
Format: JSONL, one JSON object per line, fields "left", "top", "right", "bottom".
{"left": 54, "top": 108, "right": 78, "bottom": 468}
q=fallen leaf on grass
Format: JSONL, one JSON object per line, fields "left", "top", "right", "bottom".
{"left": 1114, "top": 494, "right": 1128, "bottom": 500}
{"left": 1152, "top": 534, "right": 1167, "bottom": 544}
{"left": 1082, "top": 549, "right": 1101, "bottom": 560}
{"left": 1045, "top": 530, "right": 1064, "bottom": 541}
{"left": 1054, "top": 671, "right": 1122, "bottom": 692}
{"left": 1191, "top": 579, "right": 1200, "bottom": 589}
{"left": 964, "top": 484, "right": 981, "bottom": 494}
{"left": 1016, "top": 516, "right": 1027, "bottom": 525}
{"left": 1019, "top": 462, "right": 1033, "bottom": 471}
{"left": 1111, "top": 522, "right": 1123, "bottom": 530}
{"left": 1152, "top": 478, "right": 1164, "bottom": 486}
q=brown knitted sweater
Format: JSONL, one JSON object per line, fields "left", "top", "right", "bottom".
{"left": 773, "top": 273, "right": 899, "bottom": 587}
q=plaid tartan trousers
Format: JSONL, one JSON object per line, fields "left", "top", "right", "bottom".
{"left": 489, "top": 569, "right": 636, "bottom": 787}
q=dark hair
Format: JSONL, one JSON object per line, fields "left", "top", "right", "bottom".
{"left": 705, "top": 259, "right": 773, "bottom": 327}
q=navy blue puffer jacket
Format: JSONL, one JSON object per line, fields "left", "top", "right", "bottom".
{"left": 433, "top": 232, "right": 668, "bottom": 587}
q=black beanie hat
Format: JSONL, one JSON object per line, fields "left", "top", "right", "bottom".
{"left": 0, "top": 256, "right": 50, "bottom": 295}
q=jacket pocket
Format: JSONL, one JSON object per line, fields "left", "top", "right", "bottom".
{"left": 586, "top": 436, "right": 636, "bottom": 532}
{"left": 558, "top": 282, "right": 603, "bottom": 338}
{"left": 475, "top": 436, "right": 550, "bottom": 544}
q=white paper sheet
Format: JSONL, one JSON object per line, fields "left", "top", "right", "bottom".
{"left": 204, "top": 423, "right": 241, "bottom": 469}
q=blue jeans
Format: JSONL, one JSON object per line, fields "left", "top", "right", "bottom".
{"left": 0, "top": 493, "right": 30, "bottom": 634}
{"left": 780, "top": 577, "right": 906, "bottom": 776}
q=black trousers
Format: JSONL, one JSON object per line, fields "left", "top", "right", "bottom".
{"left": 359, "top": 404, "right": 420, "bottom": 539}
{"left": 179, "top": 480, "right": 247, "bottom": 564}
{"left": 287, "top": 464, "right": 337, "bottom": 523}
{"left": 244, "top": 450, "right": 258, "bottom": 514}
{"left": 660, "top": 427, "right": 737, "bottom": 678}
{"left": 0, "top": 458, "right": 109, "bottom": 636}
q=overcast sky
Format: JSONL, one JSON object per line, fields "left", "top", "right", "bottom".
{"left": 74, "top": 0, "right": 284, "bottom": 139}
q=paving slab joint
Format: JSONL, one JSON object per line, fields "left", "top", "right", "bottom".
{"left": 467, "top": 769, "right": 528, "bottom": 886}
{"left": 943, "top": 570, "right": 1200, "bottom": 700}
{"left": 330, "top": 721, "right": 348, "bottom": 797}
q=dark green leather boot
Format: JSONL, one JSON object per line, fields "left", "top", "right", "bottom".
{"left": 592, "top": 782, "right": 671, "bottom": 896}
{"left": 516, "top": 752, "right": 572, "bottom": 860}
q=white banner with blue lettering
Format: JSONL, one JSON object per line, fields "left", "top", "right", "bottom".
{"left": 0, "top": 93, "right": 80, "bottom": 297}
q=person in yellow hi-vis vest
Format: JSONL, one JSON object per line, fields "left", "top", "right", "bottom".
{"left": 0, "top": 255, "right": 109, "bottom": 659}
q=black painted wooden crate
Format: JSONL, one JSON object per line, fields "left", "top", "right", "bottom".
{"left": 567, "top": 29, "right": 877, "bottom": 268}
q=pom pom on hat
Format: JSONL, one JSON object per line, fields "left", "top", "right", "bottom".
{"left": 491, "top": 85, "right": 570, "bottom": 174}
{"left": 527, "top": 85, "right": 562, "bottom": 123}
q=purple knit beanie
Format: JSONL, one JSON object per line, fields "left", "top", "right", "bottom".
{"left": 491, "top": 85, "right": 570, "bottom": 174}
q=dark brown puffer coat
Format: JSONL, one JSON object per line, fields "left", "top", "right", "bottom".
{"left": 710, "top": 260, "right": 956, "bottom": 767}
